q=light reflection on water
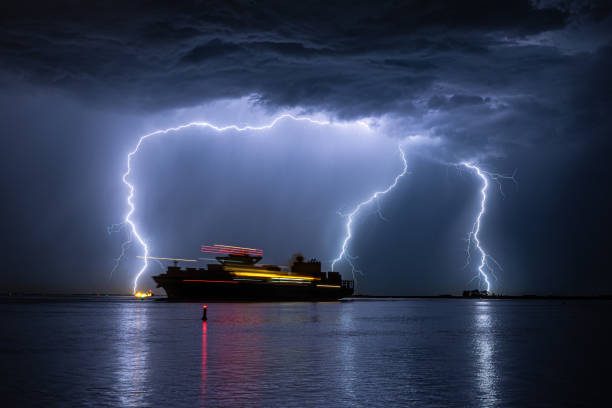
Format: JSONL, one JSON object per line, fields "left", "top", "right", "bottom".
{"left": 338, "top": 303, "right": 357, "bottom": 404}
{"left": 211, "top": 305, "right": 265, "bottom": 405}
{"left": 116, "top": 303, "right": 150, "bottom": 407}
{"left": 473, "top": 302, "right": 498, "bottom": 407}
{"left": 1, "top": 298, "right": 609, "bottom": 407}
{"left": 200, "top": 321, "right": 207, "bottom": 404}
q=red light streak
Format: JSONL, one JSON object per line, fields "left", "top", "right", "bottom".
{"left": 201, "top": 321, "right": 207, "bottom": 401}
{"left": 201, "top": 247, "right": 262, "bottom": 254}
{"left": 201, "top": 248, "right": 263, "bottom": 256}
{"left": 201, "top": 247, "right": 259, "bottom": 253}
{"left": 201, "top": 249, "right": 242, "bottom": 254}
{"left": 214, "top": 244, "right": 262, "bottom": 252}
{"left": 201, "top": 244, "right": 263, "bottom": 255}
{"left": 201, "top": 244, "right": 261, "bottom": 250}
{"left": 201, "top": 249, "right": 259, "bottom": 256}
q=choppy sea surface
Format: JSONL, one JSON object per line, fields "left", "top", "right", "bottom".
{"left": 1, "top": 297, "right": 609, "bottom": 407}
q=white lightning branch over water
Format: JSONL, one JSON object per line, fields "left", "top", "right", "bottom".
{"left": 331, "top": 144, "right": 408, "bottom": 281}
{"left": 114, "top": 114, "right": 369, "bottom": 293}
{"left": 462, "top": 162, "right": 517, "bottom": 293}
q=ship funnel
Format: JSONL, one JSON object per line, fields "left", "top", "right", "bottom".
{"left": 288, "top": 253, "right": 304, "bottom": 268}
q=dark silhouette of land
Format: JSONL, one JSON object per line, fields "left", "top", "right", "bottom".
{"left": 352, "top": 294, "right": 612, "bottom": 300}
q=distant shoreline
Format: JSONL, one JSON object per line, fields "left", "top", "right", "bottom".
{"left": 351, "top": 294, "right": 612, "bottom": 300}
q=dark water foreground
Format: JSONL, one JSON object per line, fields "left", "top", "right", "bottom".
{"left": 1, "top": 297, "right": 609, "bottom": 407}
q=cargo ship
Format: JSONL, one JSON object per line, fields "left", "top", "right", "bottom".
{"left": 152, "top": 252, "right": 354, "bottom": 301}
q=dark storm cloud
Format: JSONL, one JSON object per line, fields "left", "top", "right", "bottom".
{"left": 0, "top": 1, "right": 572, "bottom": 111}
{"left": 427, "top": 94, "right": 486, "bottom": 110}
{"left": 2, "top": 1, "right": 610, "bottom": 154}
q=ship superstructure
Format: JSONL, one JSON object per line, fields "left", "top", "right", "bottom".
{"left": 152, "top": 251, "right": 354, "bottom": 301}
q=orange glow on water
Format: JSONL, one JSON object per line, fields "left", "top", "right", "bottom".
{"left": 134, "top": 290, "right": 152, "bottom": 298}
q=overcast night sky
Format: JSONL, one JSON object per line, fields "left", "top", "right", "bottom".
{"left": 1, "top": 0, "right": 611, "bottom": 295}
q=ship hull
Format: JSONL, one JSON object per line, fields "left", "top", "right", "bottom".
{"left": 153, "top": 276, "right": 353, "bottom": 301}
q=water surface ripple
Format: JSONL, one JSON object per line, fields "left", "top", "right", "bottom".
{"left": 1, "top": 298, "right": 608, "bottom": 407}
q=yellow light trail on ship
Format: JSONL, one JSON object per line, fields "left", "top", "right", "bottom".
{"left": 227, "top": 268, "right": 320, "bottom": 280}
{"left": 232, "top": 272, "right": 319, "bottom": 280}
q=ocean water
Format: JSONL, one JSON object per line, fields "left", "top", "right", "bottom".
{"left": 1, "top": 297, "right": 609, "bottom": 407}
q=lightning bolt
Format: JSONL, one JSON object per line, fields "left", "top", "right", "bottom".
{"left": 461, "top": 162, "right": 517, "bottom": 293}
{"left": 110, "top": 230, "right": 132, "bottom": 278}
{"left": 107, "top": 222, "right": 130, "bottom": 278}
{"left": 113, "top": 114, "right": 369, "bottom": 294}
{"left": 331, "top": 144, "right": 408, "bottom": 282}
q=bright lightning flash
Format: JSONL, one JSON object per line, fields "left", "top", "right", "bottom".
{"left": 331, "top": 144, "right": 408, "bottom": 281}
{"left": 461, "top": 162, "right": 517, "bottom": 293}
{"left": 114, "top": 114, "right": 369, "bottom": 294}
